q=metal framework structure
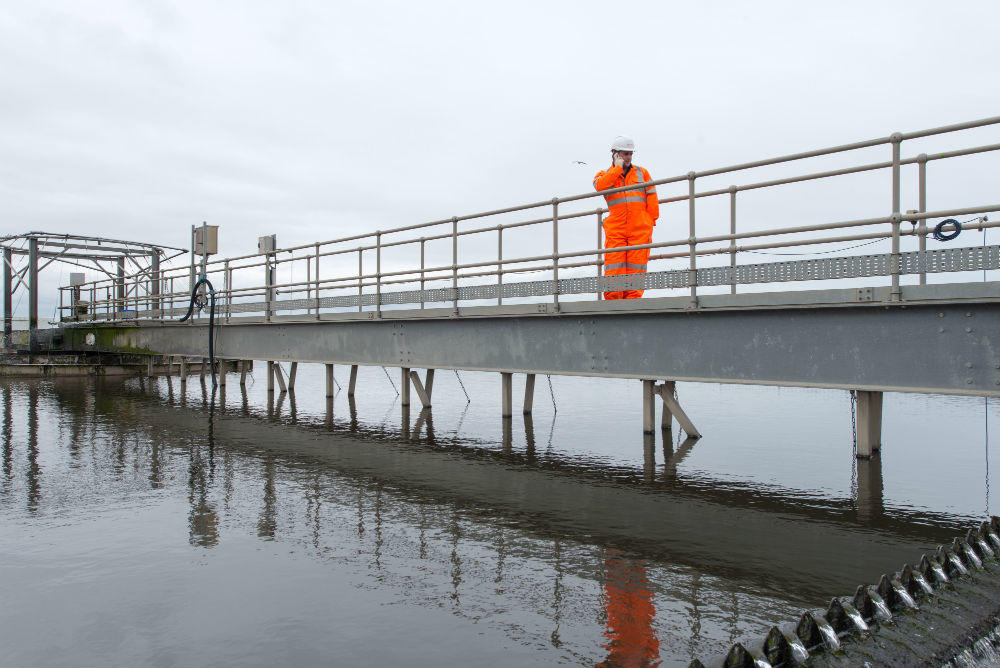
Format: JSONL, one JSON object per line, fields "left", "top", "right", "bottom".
{"left": 1, "top": 232, "right": 185, "bottom": 351}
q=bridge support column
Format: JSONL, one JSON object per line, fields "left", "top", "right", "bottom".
{"left": 348, "top": 365, "right": 358, "bottom": 396}
{"left": 523, "top": 373, "right": 535, "bottom": 414}
{"left": 219, "top": 360, "right": 226, "bottom": 387}
{"left": 401, "top": 367, "right": 411, "bottom": 406}
{"left": 855, "top": 390, "right": 883, "bottom": 458}
{"left": 409, "top": 369, "right": 434, "bottom": 408}
{"left": 180, "top": 358, "right": 188, "bottom": 385}
{"left": 657, "top": 382, "right": 701, "bottom": 438}
{"left": 272, "top": 363, "right": 288, "bottom": 393}
{"left": 642, "top": 380, "right": 656, "bottom": 433}
{"left": 146, "top": 356, "right": 154, "bottom": 377}
{"left": 267, "top": 361, "right": 274, "bottom": 393}
{"left": 501, "top": 372, "right": 513, "bottom": 418}
{"left": 240, "top": 360, "right": 248, "bottom": 387}
{"left": 325, "top": 364, "right": 335, "bottom": 398}
{"left": 287, "top": 362, "right": 297, "bottom": 391}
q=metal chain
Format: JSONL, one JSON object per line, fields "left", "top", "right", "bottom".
{"left": 454, "top": 370, "right": 470, "bottom": 403}
{"left": 546, "top": 374, "right": 557, "bottom": 412}
{"left": 850, "top": 390, "right": 858, "bottom": 504}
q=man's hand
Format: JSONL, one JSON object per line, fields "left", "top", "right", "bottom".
{"left": 613, "top": 152, "right": 624, "bottom": 169}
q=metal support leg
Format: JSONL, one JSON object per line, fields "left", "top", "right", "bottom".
{"left": 240, "top": 360, "right": 248, "bottom": 387}
{"left": 200, "top": 357, "right": 207, "bottom": 380}
{"left": 348, "top": 364, "right": 358, "bottom": 396}
{"left": 287, "top": 362, "right": 298, "bottom": 391}
{"left": 855, "top": 390, "right": 883, "bottom": 458}
{"left": 267, "top": 361, "right": 275, "bottom": 393}
{"left": 642, "top": 379, "right": 656, "bottom": 434}
{"left": 219, "top": 360, "right": 227, "bottom": 386}
{"left": 273, "top": 363, "right": 288, "bottom": 393}
{"left": 401, "top": 367, "right": 411, "bottom": 406}
{"left": 523, "top": 373, "right": 535, "bottom": 414}
{"left": 146, "top": 356, "right": 154, "bottom": 377}
{"left": 180, "top": 358, "right": 188, "bottom": 385}
{"left": 657, "top": 382, "right": 700, "bottom": 438}
{"left": 501, "top": 372, "right": 513, "bottom": 418}
{"left": 409, "top": 369, "right": 433, "bottom": 408}
{"left": 659, "top": 380, "right": 674, "bottom": 430}
{"left": 325, "top": 363, "right": 335, "bottom": 398}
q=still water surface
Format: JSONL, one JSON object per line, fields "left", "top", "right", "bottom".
{"left": 0, "top": 368, "right": 996, "bottom": 666}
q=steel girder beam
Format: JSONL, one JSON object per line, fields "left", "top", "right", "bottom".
{"left": 69, "top": 301, "right": 1000, "bottom": 396}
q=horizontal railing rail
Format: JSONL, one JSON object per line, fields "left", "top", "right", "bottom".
{"left": 59, "top": 116, "right": 1000, "bottom": 323}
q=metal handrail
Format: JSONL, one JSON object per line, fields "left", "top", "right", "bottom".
{"left": 61, "top": 115, "right": 1000, "bottom": 320}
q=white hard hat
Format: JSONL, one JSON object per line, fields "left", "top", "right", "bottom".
{"left": 611, "top": 135, "right": 635, "bottom": 152}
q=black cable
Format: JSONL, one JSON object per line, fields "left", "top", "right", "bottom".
{"left": 933, "top": 218, "right": 962, "bottom": 242}
{"left": 178, "top": 276, "right": 217, "bottom": 387}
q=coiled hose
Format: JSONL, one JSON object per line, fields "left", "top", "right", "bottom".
{"left": 178, "top": 275, "right": 217, "bottom": 387}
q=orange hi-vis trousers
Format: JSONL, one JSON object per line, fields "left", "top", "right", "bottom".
{"left": 603, "top": 227, "right": 652, "bottom": 299}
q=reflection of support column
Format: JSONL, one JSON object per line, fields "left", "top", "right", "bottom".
{"left": 501, "top": 372, "right": 512, "bottom": 418}
{"left": 348, "top": 364, "right": 359, "bottom": 397}
{"left": 414, "top": 407, "right": 434, "bottom": 441}
{"left": 26, "top": 386, "right": 40, "bottom": 511}
{"left": 2, "top": 386, "right": 12, "bottom": 480}
{"left": 401, "top": 404, "right": 411, "bottom": 439}
{"left": 643, "top": 433, "right": 656, "bottom": 483}
{"left": 348, "top": 396, "right": 359, "bottom": 432}
{"left": 524, "top": 413, "right": 536, "bottom": 462}
{"left": 502, "top": 417, "right": 512, "bottom": 454}
{"left": 523, "top": 373, "right": 535, "bottom": 414}
{"left": 855, "top": 390, "right": 883, "bottom": 458}
{"left": 857, "top": 453, "right": 885, "bottom": 523}
{"left": 3, "top": 247, "right": 12, "bottom": 348}
{"left": 257, "top": 456, "right": 277, "bottom": 538}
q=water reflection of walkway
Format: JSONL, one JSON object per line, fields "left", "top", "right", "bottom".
{"left": 0, "top": 379, "right": 960, "bottom": 664}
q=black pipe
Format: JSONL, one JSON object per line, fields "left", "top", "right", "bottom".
{"left": 178, "top": 276, "right": 217, "bottom": 387}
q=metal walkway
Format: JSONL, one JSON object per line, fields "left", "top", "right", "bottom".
{"left": 11, "top": 115, "right": 1000, "bottom": 449}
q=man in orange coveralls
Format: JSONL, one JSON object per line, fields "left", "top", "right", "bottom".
{"left": 593, "top": 136, "right": 659, "bottom": 299}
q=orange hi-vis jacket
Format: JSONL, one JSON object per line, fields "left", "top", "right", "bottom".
{"left": 592, "top": 164, "right": 659, "bottom": 235}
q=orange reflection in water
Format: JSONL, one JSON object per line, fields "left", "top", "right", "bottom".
{"left": 597, "top": 549, "right": 661, "bottom": 668}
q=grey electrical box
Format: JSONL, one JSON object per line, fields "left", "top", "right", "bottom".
{"left": 258, "top": 234, "right": 276, "bottom": 253}
{"left": 69, "top": 273, "right": 86, "bottom": 286}
{"left": 195, "top": 225, "right": 219, "bottom": 255}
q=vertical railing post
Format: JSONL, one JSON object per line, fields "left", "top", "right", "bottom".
{"left": 551, "top": 198, "right": 559, "bottom": 311}
{"left": 375, "top": 230, "right": 382, "bottom": 318}
{"left": 451, "top": 216, "right": 458, "bottom": 315}
{"left": 3, "top": 247, "right": 11, "bottom": 347}
{"left": 687, "top": 172, "right": 698, "bottom": 308}
{"left": 314, "top": 242, "right": 321, "bottom": 319}
{"left": 890, "top": 132, "right": 902, "bottom": 301}
{"left": 497, "top": 225, "right": 503, "bottom": 306}
{"left": 306, "top": 254, "right": 311, "bottom": 316}
{"left": 357, "top": 247, "right": 363, "bottom": 313}
{"left": 729, "top": 185, "right": 737, "bottom": 295}
{"left": 28, "top": 237, "right": 38, "bottom": 350}
{"left": 116, "top": 255, "right": 125, "bottom": 318}
{"left": 265, "top": 250, "right": 273, "bottom": 322}
{"left": 419, "top": 237, "right": 425, "bottom": 309}
{"left": 224, "top": 260, "right": 231, "bottom": 323}
{"left": 150, "top": 252, "right": 160, "bottom": 317}
{"left": 596, "top": 208, "right": 603, "bottom": 300}
{"left": 917, "top": 153, "right": 928, "bottom": 285}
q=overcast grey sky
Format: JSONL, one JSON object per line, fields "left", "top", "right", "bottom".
{"left": 2, "top": 0, "right": 999, "bottom": 318}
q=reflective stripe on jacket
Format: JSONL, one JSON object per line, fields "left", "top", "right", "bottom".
{"left": 592, "top": 164, "right": 659, "bottom": 235}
